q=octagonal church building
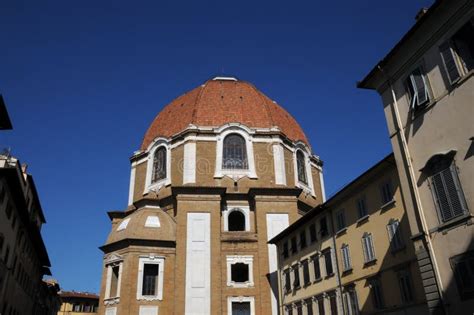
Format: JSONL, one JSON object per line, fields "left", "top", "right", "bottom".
{"left": 98, "top": 76, "right": 325, "bottom": 315}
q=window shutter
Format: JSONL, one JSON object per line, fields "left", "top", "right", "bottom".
{"left": 445, "top": 165, "right": 465, "bottom": 217}
{"left": 410, "top": 68, "right": 428, "bottom": 106}
{"left": 431, "top": 164, "right": 466, "bottom": 222}
{"left": 440, "top": 42, "right": 461, "bottom": 84}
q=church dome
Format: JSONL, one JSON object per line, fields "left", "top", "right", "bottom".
{"left": 141, "top": 76, "right": 309, "bottom": 150}
{"left": 105, "top": 207, "right": 176, "bottom": 246}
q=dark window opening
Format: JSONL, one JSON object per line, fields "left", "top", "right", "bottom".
{"left": 142, "top": 263, "right": 159, "bottom": 296}
{"left": 231, "top": 263, "right": 249, "bottom": 283}
{"left": 320, "top": 217, "right": 328, "bottom": 237}
{"left": 110, "top": 265, "right": 120, "bottom": 298}
{"left": 303, "top": 261, "right": 310, "bottom": 285}
{"left": 451, "top": 251, "right": 474, "bottom": 300}
{"left": 152, "top": 147, "right": 167, "bottom": 183}
{"left": 324, "top": 250, "right": 333, "bottom": 276}
{"left": 309, "top": 223, "right": 317, "bottom": 242}
{"left": 296, "top": 151, "right": 307, "bottom": 184}
{"left": 228, "top": 210, "right": 246, "bottom": 231}
{"left": 282, "top": 242, "right": 289, "bottom": 259}
{"left": 300, "top": 231, "right": 307, "bottom": 249}
{"left": 291, "top": 237, "right": 298, "bottom": 254}
{"left": 293, "top": 266, "right": 300, "bottom": 289}
{"left": 223, "top": 134, "right": 248, "bottom": 170}
{"left": 405, "top": 66, "right": 430, "bottom": 109}
{"left": 231, "top": 301, "right": 251, "bottom": 315}
{"left": 313, "top": 256, "right": 321, "bottom": 280}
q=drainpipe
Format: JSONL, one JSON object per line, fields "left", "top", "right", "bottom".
{"left": 378, "top": 65, "right": 447, "bottom": 314}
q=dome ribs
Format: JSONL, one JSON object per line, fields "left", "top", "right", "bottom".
{"left": 141, "top": 78, "right": 310, "bottom": 150}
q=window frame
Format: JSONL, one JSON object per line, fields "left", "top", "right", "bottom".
{"left": 293, "top": 145, "right": 316, "bottom": 196}
{"left": 145, "top": 139, "right": 171, "bottom": 193}
{"left": 227, "top": 296, "right": 255, "bottom": 315}
{"left": 226, "top": 255, "right": 254, "bottom": 288}
{"left": 136, "top": 255, "right": 165, "bottom": 301}
{"left": 323, "top": 248, "right": 334, "bottom": 277}
{"left": 387, "top": 219, "right": 405, "bottom": 252}
{"left": 428, "top": 162, "right": 468, "bottom": 223}
{"left": 104, "top": 256, "right": 123, "bottom": 302}
{"left": 341, "top": 244, "right": 352, "bottom": 272}
{"left": 223, "top": 205, "right": 250, "bottom": 232}
{"left": 450, "top": 250, "right": 474, "bottom": 300}
{"left": 214, "top": 127, "right": 257, "bottom": 179}
{"left": 222, "top": 134, "right": 249, "bottom": 171}
{"left": 397, "top": 269, "right": 414, "bottom": 303}
{"left": 369, "top": 277, "right": 385, "bottom": 309}
{"left": 404, "top": 65, "right": 431, "bottom": 110}
{"left": 362, "top": 233, "right": 376, "bottom": 263}
{"left": 335, "top": 209, "right": 346, "bottom": 232}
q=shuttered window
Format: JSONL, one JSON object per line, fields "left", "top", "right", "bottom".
{"left": 440, "top": 42, "right": 461, "bottom": 84}
{"left": 405, "top": 66, "right": 430, "bottom": 109}
{"left": 397, "top": 270, "right": 414, "bottom": 303}
{"left": 387, "top": 219, "right": 404, "bottom": 252}
{"left": 336, "top": 210, "right": 346, "bottom": 231}
{"left": 284, "top": 269, "right": 291, "bottom": 293}
{"left": 362, "top": 233, "right": 376, "bottom": 263}
{"left": 429, "top": 163, "right": 468, "bottom": 222}
{"left": 302, "top": 260, "right": 310, "bottom": 285}
{"left": 323, "top": 249, "right": 334, "bottom": 276}
{"left": 341, "top": 244, "right": 352, "bottom": 271}
{"left": 380, "top": 180, "right": 393, "bottom": 205}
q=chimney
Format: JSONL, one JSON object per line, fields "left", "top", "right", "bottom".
{"left": 415, "top": 7, "right": 428, "bottom": 21}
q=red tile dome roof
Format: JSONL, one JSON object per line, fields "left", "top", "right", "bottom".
{"left": 141, "top": 77, "right": 309, "bottom": 150}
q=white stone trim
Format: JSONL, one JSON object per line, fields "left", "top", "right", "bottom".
{"left": 104, "top": 259, "right": 123, "bottom": 301}
{"left": 223, "top": 205, "right": 250, "bottom": 232}
{"left": 128, "top": 164, "right": 136, "bottom": 206}
{"left": 145, "top": 216, "right": 160, "bottom": 228}
{"left": 183, "top": 142, "right": 196, "bottom": 184}
{"left": 144, "top": 139, "right": 171, "bottom": 194}
{"left": 226, "top": 255, "right": 254, "bottom": 288}
{"left": 293, "top": 147, "right": 315, "bottom": 196}
{"left": 136, "top": 255, "right": 165, "bottom": 301}
{"left": 214, "top": 127, "right": 257, "bottom": 180}
{"left": 139, "top": 305, "right": 159, "bottom": 315}
{"left": 105, "top": 307, "right": 117, "bottom": 315}
{"left": 272, "top": 144, "right": 287, "bottom": 185}
{"left": 319, "top": 171, "right": 326, "bottom": 202}
{"left": 117, "top": 218, "right": 131, "bottom": 231}
{"left": 227, "top": 296, "right": 256, "bottom": 315}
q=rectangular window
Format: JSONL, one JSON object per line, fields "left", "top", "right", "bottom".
{"left": 387, "top": 220, "right": 404, "bottom": 252}
{"left": 329, "top": 293, "right": 338, "bottom": 315}
{"left": 300, "top": 231, "right": 307, "bottom": 249}
{"left": 429, "top": 163, "right": 468, "bottom": 222}
{"left": 362, "top": 233, "right": 376, "bottom": 263}
{"left": 285, "top": 306, "right": 293, "bottom": 315}
{"left": 343, "top": 289, "right": 359, "bottom": 315}
{"left": 302, "top": 260, "right": 310, "bottom": 286}
{"left": 320, "top": 217, "right": 328, "bottom": 237}
{"left": 282, "top": 241, "right": 289, "bottom": 259}
{"left": 380, "top": 181, "right": 393, "bottom": 204}
{"left": 231, "top": 301, "right": 251, "bottom": 315}
{"left": 450, "top": 250, "right": 474, "bottom": 300}
{"left": 142, "top": 264, "right": 159, "bottom": 296}
{"left": 336, "top": 210, "right": 346, "bottom": 232}
{"left": 440, "top": 21, "right": 473, "bottom": 84}
{"left": 296, "top": 302, "right": 303, "bottom": 315}
{"left": 291, "top": 237, "right": 298, "bottom": 254}
{"left": 313, "top": 255, "right": 321, "bottom": 280}
{"left": 309, "top": 223, "right": 317, "bottom": 242}
{"left": 305, "top": 299, "right": 313, "bottom": 315}
{"left": 109, "top": 265, "right": 120, "bottom": 298}
{"left": 341, "top": 245, "right": 352, "bottom": 272}
{"left": 137, "top": 257, "right": 164, "bottom": 300}
{"left": 356, "top": 198, "right": 367, "bottom": 219}
{"left": 317, "top": 297, "right": 325, "bottom": 315}
{"left": 73, "top": 304, "right": 82, "bottom": 312}
{"left": 398, "top": 269, "right": 414, "bottom": 303}
{"left": 369, "top": 278, "right": 384, "bottom": 309}
{"left": 405, "top": 66, "right": 430, "bottom": 109}
{"left": 323, "top": 249, "right": 333, "bottom": 276}
{"left": 284, "top": 269, "right": 291, "bottom": 293}
{"left": 293, "top": 265, "right": 300, "bottom": 289}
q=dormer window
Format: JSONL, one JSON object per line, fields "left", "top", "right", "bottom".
{"left": 152, "top": 147, "right": 167, "bottom": 183}
{"left": 296, "top": 150, "right": 307, "bottom": 184}
{"left": 223, "top": 134, "right": 248, "bottom": 170}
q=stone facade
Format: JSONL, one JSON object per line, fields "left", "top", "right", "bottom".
{"left": 98, "top": 77, "right": 324, "bottom": 315}
{"left": 358, "top": 0, "right": 474, "bottom": 313}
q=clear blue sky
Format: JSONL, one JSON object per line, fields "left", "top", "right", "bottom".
{"left": 0, "top": 0, "right": 433, "bottom": 293}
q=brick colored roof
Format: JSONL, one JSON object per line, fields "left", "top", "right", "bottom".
{"left": 59, "top": 291, "right": 99, "bottom": 299}
{"left": 141, "top": 77, "right": 309, "bottom": 150}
